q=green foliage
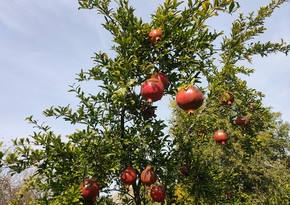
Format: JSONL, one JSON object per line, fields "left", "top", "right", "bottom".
{"left": 171, "top": 105, "right": 290, "bottom": 204}
{"left": 4, "top": 0, "right": 290, "bottom": 204}
{"left": 0, "top": 142, "right": 4, "bottom": 168}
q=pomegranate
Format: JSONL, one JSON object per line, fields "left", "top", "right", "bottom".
{"left": 249, "top": 103, "right": 255, "bottom": 109}
{"left": 80, "top": 178, "right": 100, "bottom": 202}
{"left": 140, "top": 165, "right": 157, "bottom": 189}
{"left": 234, "top": 116, "right": 250, "bottom": 125}
{"left": 226, "top": 191, "right": 231, "bottom": 199}
{"left": 152, "top": 73, "right": 169, "bottom": 88}
{"left": 149, "top": 29, "right": 162, "bottom": 43}
{"left": 120, "top": 166, "right": 137, "bottom": 188}
{"left": 150, "top": 185, "right": 166, "bottom": 203}
{"left": 214, "top": 130, "right": 228, "bottom": 144}
{"left": 221, "top": 92, "right": 234, "bottom": 105}
{"left": 176, "top": 85, "right": 204, "bottom": 114}
{"left": 141, "top": 78, "right": 164, "bottom": 103}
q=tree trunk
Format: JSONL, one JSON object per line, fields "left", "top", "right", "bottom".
{"left": 132, "top": 181, "right": 142, "bottom": 205}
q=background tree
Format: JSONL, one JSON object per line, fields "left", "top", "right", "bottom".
{"left": 0, "top": 143, "right": 40, "bottom": 204}
{"left": 4, "top": 0, "right": 290, "bottom": 204}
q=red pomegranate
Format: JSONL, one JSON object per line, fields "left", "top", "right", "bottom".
{"left": 150, "top": 185, "right": 166, "bottom": 203}
{"left": 214, "top": 130, "right": 228, "bottom": 144}
{"left": 141, "top": 78, "right": 164, "bottom": 103}
{"left": 152, "top": 73, "right": 169, "bottom": 88}
{"left": 234, "top": 116, "right": 250, "bottom": 125}
{"left": 120, "top": 166, "right": 137, "bottom": 188}
{"left": 176, "top": 85, "right": 204, "bottom": 114}
{"left": 80, "top": 178, "right": 100, "bottom": 202}
{"left": 149, "top": 29, "right": 162, "bottom": 43}
{"left": 140, "top": 165, "right": 157, "bottom": 189}
{"left": 221, "top": 92, "right": 234, "bottom": 105}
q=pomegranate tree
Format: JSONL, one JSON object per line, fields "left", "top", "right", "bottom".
{"left": 140, "top": 165, "right": 157, "bottom": 189}
{"left": 120, "top": 166, "right": 137, "bottom": 188}
{"left": 176, "top": 85, "right": 204, "bottom": 114}
{"left": 141, "top": 78, "right": 164, "bottom": 103}
{"left": 150, "top": 185, "right": 166, "bottom": 203}
{"left": 80, "top": 178, "right": 100, "bottom": 202}
{"left": 214, "top": 130, "right": 229, "bottom": 144}
{"left": 149, "top": 29, "right": 162, "bottom": 43}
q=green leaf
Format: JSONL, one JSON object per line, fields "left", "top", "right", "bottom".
{"left": 229, "top": 1, "right": 235, "bottom": 13}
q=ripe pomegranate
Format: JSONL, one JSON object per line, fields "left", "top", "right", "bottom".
{"left": 221, "top": 92, "right": 234, "bottom": 105}
{"left": 214, "top": 130, "right": 228, "bottom": 144}
{"left": 80, "top": 178, "right": 100, "bottom": 202}
{"left": 120, "top": 166, "right": 137, "bottom": 188}
{"left": 141, "top": 78, "right": 164, "bottom": 103}
{"left": 149, "top": 29, "right": 162, "bottom": 43}
{"left": 140, "top": 165, "right": 157, "bottom": 189}
{"left": 234, "top": 116, "right": 250, "bottom": 125}
{"left": 150, "top": 185, "right": 166, "bottom": 203}
{"left": 176, "top": 85, "right": 204, "bottom": 114}
{"left": 152, "top": 73, "right": 169, "bottom": 88}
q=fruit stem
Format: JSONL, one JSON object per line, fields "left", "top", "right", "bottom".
{"left": 132, "top": 181, "right": 142, "bottom": 205}
{"left": 147, "top": 99, "right": 153, "bottom": 103}
{"left": 188, "top": 110, "right": 194, "bottom": 115}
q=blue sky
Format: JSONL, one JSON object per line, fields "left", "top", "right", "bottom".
{"left": 1, "top": 0, "right": 290, "bottom": 145}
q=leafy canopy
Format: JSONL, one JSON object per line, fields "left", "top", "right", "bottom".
{"left": 4, "top": 0, "right": 290, "bottom": 204}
